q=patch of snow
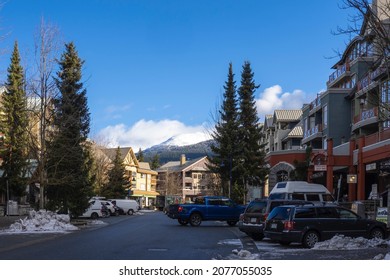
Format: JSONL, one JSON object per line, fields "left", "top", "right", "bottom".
{"left": 225, "top": 249, "right": 260, "bottom": 260}
{"left": 159, "top": 132, "right": 211, "bottom": 147}
{"left": 0, "top": 210, "right": 79, "bottom": 234}
{"left": 312, "top": 235, "right": 389, "bottom": 250}
{"left": 218, "top": 239, "right": 243, "bottom": 246}
{"left": 385, "top": 253, "right": 390, "bottom": 260}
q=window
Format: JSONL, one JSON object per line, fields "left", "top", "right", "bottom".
{"left": 294, "top": 207, "right": 316, "bottom": 218}
{"left": 317, "top": 207, "right": 338, "bottom": 218}
{"left": 292, "top": 193, "right": 305, "bottom": 200}
{"left": 306, "top": 194, "right": 320, "bottom": 201}
{"left": 323, "top": 105, "right": 328, "bottom": 128}
{"left": 337, "top": 208, "right": 358, "bottom": 219}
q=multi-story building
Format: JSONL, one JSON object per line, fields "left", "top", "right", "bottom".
{"left": 263, "top": 0, "right": 390, "bottom": 203}
{"left": 156, "top": 154, "right": 219, "bottom": 202}
{"left": 261, "top": 109, "right": 306, "bottom": 194}
{"left": 102, "top": 147, "right": 159, "bottom": 207}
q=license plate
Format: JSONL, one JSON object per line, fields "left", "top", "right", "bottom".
{"left": 250, "top": 218, "right": 257, "bottom": 223}
{"left": 271, "top": 223, "right": 277, "bottom": 229}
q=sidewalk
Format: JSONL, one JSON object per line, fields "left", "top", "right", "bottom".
{"left": 0, "top": 215, "right": 26, "bottom": 230}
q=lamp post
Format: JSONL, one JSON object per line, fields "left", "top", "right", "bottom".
{"left": 6, "top": 179, "right": 9, "bottom": 217}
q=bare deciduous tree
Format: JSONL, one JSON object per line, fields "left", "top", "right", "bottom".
{"left": 27, "top": 18, "right": 62, "bottom": 209}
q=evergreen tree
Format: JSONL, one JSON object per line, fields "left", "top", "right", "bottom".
{"left": 137, "top": 148, "right": 144, "bottom": 162}
{"left": 101, "top": 147, "right": 129, "bottom": 198}
{"left": 236, "top": 61, "right": 268, "bottom": 202}
{"left": 150, "top": 153, "right": 160, "bottom": 170}
{"left": 45, "top": 42, "right": 93, "bottom": 216}
{"left": 208, "top": 63, "right": 240, "bottom": 199}
{"left": 0, "top": 42, "right": 30, "bottom": 199}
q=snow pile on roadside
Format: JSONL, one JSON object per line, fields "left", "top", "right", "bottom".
{"left": 313, "top": 235, "right": 389, "bottom": 250}
{"left": 5, "top": 210, "right": 78, "bottom": 233}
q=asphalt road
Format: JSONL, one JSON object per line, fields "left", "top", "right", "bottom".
{"left": 0, "top": 211, "right": 388, "bottom": 260}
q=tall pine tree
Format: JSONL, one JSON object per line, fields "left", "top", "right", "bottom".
{"left": 0, "top": 42, "right": 30, "bottom": 199}
{"left": 209, "top": 63, "right": 240, "bottom": 199}
{"left": 45, "top": 42, "right": 93, "bottom": 216}
{"left": 101, "top": 147, "right": 129, "bottom": 199}
{"left": 237, "top": 61, "right": 267, "bottom": 202}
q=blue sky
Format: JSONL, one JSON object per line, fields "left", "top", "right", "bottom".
{"left": 0, "top": 0, "right": 356, "bottom": 150}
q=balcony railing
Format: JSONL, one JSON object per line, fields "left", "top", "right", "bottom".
{"left": 353, "top": 107, "right": 378, "bottom": 124}
{"left": 357, "top": 74, "right": 371, "bottom": 91}
{"left": 365, "top": 127, "right": 390, "bottom": 146}
{"left": 329, "top": 63, "right": 350, "bottom": 83}
{"left": 310, "top": 96, "right": 321, "bottom": 111}
{"left": 304, "top": 124, "right": 323, "bottom": 139}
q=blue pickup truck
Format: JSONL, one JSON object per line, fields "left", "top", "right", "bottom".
{"left": 167, "top": 196, "right": 246, "bottom": 226}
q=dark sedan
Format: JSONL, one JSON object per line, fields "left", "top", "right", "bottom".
{"left": 264, "top": 205, "right": 388, "bottom": 248}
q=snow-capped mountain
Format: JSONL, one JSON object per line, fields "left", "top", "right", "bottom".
{"left": 143, "top": 134, "right": 215, "bottom": 164}
{"left": 158, "top": 132, "right": 212, "bottom": 147}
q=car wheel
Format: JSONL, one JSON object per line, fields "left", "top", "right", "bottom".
{"left": 227, "top": 221, "right": 237, "bottom": 226}
{"left": 370, "top": 228, "right": 385, "bottom": 239}
{"left": 302, "top": 231, "right": 320, "bottom": 248}
{"left": 178, "top": 219, "right": 189, "bottom": 226}
{"left": 251, "top": 233, "right": 264, "bottom": 241}
{"left": 189, "top": 213, "right": 202, "bottom": 226}
{"left": 91, "top": 212, "right": 99, "bottom": 219}
{"left": 127, "top": 209, "right": 134, "bottom": 215}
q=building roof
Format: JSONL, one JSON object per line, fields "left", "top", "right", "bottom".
{"left": 287, "top": 125, "right": 303, "bottom": 138}
{"left": 274, "top": 110, "right": 302, "bottom": 122}
{"left": 157, "top": 156, "right": 208, "bottom": 173}
{"left": 102, "top": 147, "right": 132, "bottom": 161}
{"left": 263, "top": 114, "right": 274, "bottom": 129}
{"left": 138, "top": 162, "right": 158, "bottom": 175}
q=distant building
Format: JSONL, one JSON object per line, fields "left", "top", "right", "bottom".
{"left": 156, "top": 154, "right": 219, "bottom": 202}
{"left": 102, "top": 147, "right": 159, "bottom": 207}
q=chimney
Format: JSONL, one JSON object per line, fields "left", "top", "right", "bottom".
{"left": 180, "top": 154, "right": 186, "bottom": 165}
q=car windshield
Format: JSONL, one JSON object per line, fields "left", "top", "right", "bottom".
{"left": 267, "top": 207, "right": 292, "bottom": 220}
{"left": 245, "top": 201, "right": 267, "bottom": 214}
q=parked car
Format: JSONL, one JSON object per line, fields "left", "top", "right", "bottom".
{"left": 238, "top": 199, "right": 313, "bottom": 240}
{"left": 264, "top": 204, "right": 388, "bottom": 248}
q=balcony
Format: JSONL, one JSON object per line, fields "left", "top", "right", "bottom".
{"left": 302, "top": 124, "right": 323, "bottom": 144}
{"left": 309, "top": 96, "right": 321, "bottom": 115}
{"left": 328, "top": 63, "right": 350, "bottom": 87}
{"left": 355, "top": 73, "right": 379, "bottom": 98}
{"left": 352, "top": 107, "right": 379, "bottom": 131}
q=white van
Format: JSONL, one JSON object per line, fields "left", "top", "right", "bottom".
{"left": 111, "top": 199, "right": 139, "bottom": 215}
{"left": 80, "top": 200, "right": 103, "bottom": 219}
{"left": 268, "top": 181, "right": 335, "bottom": 203}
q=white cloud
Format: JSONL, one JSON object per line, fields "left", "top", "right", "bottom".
{"left": 95, "top": 119, "right": 211, "bottom": 150}
{"left": 256, "top": 85, "right": 309, "bottom": 119}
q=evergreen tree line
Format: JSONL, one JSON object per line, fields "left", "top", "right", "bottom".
{"left": 208, "top": 62, "right": 268, "bottom": 204}
{"left": 0, "top": 39, "right": 96, "bottom": 217}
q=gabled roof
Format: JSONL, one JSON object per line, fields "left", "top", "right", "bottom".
{"left": 102, "top": 147, "right": 139, "bottom": 167}
{"left": 287, "top": 125, "right": 303, "bottom": 138}
{"left": 274, "top": 110, "right": 302, "bottom": 122}
{"left": 157, "top": 156, "right": 208, "bottom": 173}
{"left": 263, "top": 114, "right": 274, "bottom": 129}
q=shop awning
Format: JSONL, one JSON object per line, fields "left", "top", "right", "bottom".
{"left": 132, "top": 190, "right": 160, "bottom": 198}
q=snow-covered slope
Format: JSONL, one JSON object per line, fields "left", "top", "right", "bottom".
{"left": 158, "top": 132, "right": 212, "bottom": 147}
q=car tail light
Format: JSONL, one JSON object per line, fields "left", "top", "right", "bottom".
{"left": 284, "top": 221, "right": 295, "bottom": 231}
{"left": 178, "top": 206, "right": 183, "bottom": 212}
